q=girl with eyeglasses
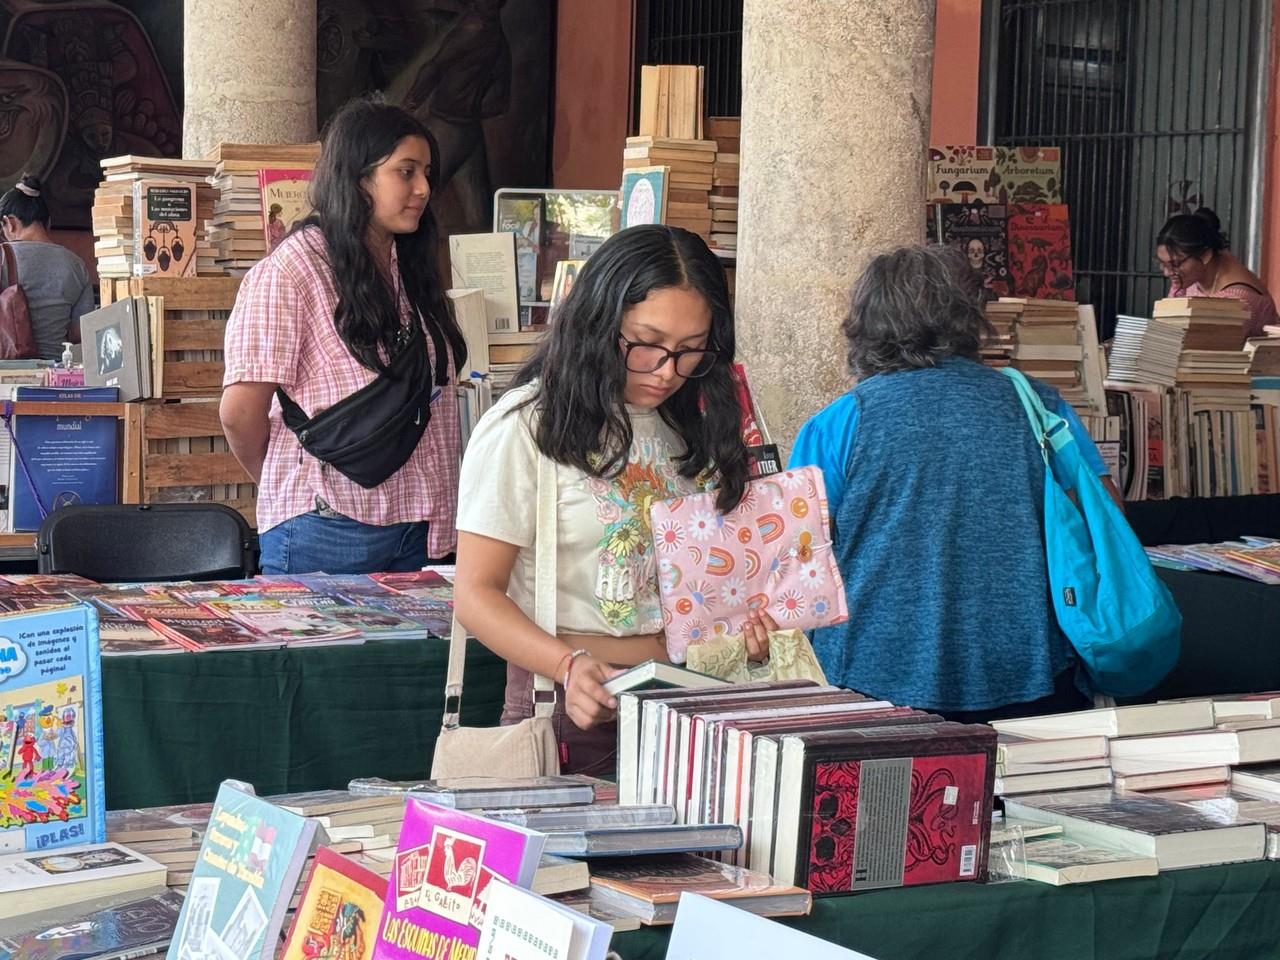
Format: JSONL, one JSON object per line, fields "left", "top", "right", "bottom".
{"left": 453, "top": 224, "right": 761, "bottom": 774}
{"left": 1155, "top": 207, "right": 1277, "bottom": 338}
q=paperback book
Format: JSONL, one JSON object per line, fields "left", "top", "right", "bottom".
{"left": 281, "top": 846, "right": 387, "bottom": 960}
{"left": 0, "top": 604, "right": 105, "bottom": 855}
{"left": 166, "top": 781, "right": 319, "bottom": 960}
{"left": 0, "top": 888, "right": 184, "bottom": 960}
{"left": 0, "top": 843, "right": 166, "bottom": 918}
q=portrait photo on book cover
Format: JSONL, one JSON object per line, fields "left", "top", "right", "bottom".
{"left": 95, "top": 325, "right": 125, "bottom": 376}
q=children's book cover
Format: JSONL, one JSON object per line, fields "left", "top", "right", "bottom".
{"left": 939, "top": 203, "right": 1010, "bottom": 296}
{"left": 258, "top": 169, "right": 314, "bottom": 254}
{"left": 995, "top": 146, "right": 1064, "bottom": 204}
{"left": 0, "top": 888, "right": 185, "bottom": 960}
{"left": 282, "top": 847, "right": 387, "bottom": 960}
{"left": 926, "top": 146, "right": 999, "bottom": 204}
{"left": 165, "top": 781, "right": 318, "bottom": 960}
{"left": 620, "top": 167, "right": 669, "bottom": 230}
{"left": 1007, "top": 203, "right": 1074, "bottom": 300}
{"left": 372, "top": 797, "right": 545, "bottom": 960}
{"left": 0, "top": 605, "right": 104, "bottom": 855}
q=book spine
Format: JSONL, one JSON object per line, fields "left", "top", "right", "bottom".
{"left": 85, "top": 605, "right": 107, "bottom": 844}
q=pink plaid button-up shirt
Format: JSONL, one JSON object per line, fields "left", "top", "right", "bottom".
{"left": 223, "top": 226, "right": 460, "bottom": 555}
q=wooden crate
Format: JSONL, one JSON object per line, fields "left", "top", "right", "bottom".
{"left": 103, "top": 276, "right": 241, "bottom": 400}
{"left": 141, "top": 399, "right": 256, "bottom": 526}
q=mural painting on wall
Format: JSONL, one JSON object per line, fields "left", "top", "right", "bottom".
{"left": 316, "top": 0, "right": 551, "bottom": 235}
{"left": 0, "top": 0, "right": 180, "bottom": 229}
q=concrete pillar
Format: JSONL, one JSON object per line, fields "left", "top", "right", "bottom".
{"left": 183, "top": 0, "right": 317, "bottom": 158}
{"left": 735, "top": 1, "right": 936, "bottom": 451}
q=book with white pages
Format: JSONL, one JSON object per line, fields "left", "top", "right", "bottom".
{"left": 991, "top": 700, "right": 1215, "bottom": 740}
{"left": 1114, "top": 766, "right": 1230, "bottom": 793}
{"left": 635, "top": 684, "right": 832, "bottom": 807}
{"left": 997, "top": 756, "right": 1112, "bottom": 777}
{"left": 1209, "top": 693, "right": 1280, "bottom": 720}
{"left": 1002, "top": 788, "right": 1266, "bottom": 870}
{"left": 602, "top": 660, "right": 728, "bottom": 696}
{"left": 616, "top": 681, "right": 821, "bottom": 806}
{"left": 477, "top": 878, "right": 612, "bottom": 960}
{"left": 995, "top": 766, "right": 1114, "bottom": 796}
{"left": 667, "top": 892, "right": 872, "bottom": 959}
{"left": 405, "top": 777, "right": 596, "bottom": 809}
{"left": 1232, "top": 763, "right": 1280, "bottom": 801}
{"left": 1109, "top": 727, "right": 1280, "bottom": 771}
{"left": 533, "top": 854, "right": 590, "bottom": 897}
{"left": 997, "top": 732, "right": 1110, "bottom": 765}
{"left": 1151, "top": 784, "right": 1280, "bottom": 859}
{"left": 989, "top": 817, "right": 1065, "bottom": 846}
{"left": 1022, "top": 836, "right": 1159, "bottom": 885}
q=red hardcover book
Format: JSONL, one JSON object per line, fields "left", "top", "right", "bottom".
{"left": 772, "top": 722, "right": 996, "bottom": 892}
{"left": 1007, "top": 203, "right": 1074, "bottom": 300}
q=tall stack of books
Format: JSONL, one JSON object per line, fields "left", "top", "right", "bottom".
{"left": 92, "top": 156, "right": 218, "bottom": 278}
{"left": 624, "top": 136, "right": 715, "bottom": 240}
{"left": 206, "top": 142, "right": 321, "bottom": 274}
{"left": 708, "top": 117, "right": 740, "bottom": 252}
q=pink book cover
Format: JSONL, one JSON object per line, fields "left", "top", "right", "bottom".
{"left": 259, "top": 168, "right": 314, "bottom": 252}
{"left": 651, "top": 465, "right": 848, "bottom": 662}
{"left": 372, "top": 797, "right": 545, "bottom": 960}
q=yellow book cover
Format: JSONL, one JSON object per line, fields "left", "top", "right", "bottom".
{"left": 282, "top": 847, "right": 386, "bottom": 960}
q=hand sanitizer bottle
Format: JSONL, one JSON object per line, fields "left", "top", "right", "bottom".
{"left": 60, "top": 342, "right": 74, "bottom": 368}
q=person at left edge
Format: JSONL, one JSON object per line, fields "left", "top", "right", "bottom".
{"left": 220, "top": 99, "right": 467, "bottom": 575}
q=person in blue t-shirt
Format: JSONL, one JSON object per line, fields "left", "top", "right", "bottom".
{"left": 789, "top": 245, "right": 1120, "bottom": 724}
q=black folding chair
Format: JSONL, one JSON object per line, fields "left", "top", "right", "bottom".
{"left": 36, "top": 503, "right": 255, "bottom": 582}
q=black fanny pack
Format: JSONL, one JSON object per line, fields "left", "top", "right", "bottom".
{"left": 276, "top": 319, "right": 448, "bottom": 489}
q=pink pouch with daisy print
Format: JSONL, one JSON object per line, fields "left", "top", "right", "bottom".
{"left": 649, "top": 464, "right": 849, "bottom": 663}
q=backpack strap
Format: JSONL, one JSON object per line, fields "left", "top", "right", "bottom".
{"left": 0, "top": 243, "right": 17, "bottom": 292}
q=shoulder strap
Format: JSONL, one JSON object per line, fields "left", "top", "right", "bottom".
{"left": 1220, "top": 280, "right": 1269, "bottom": 297}
{"left": 0, "top": 243, "right": 17, "bottom": 292}
{"left": 442, "top": 449, "right": 557, "bottom": 729}
{"left": 1000, "top": 367, "right": 1073, "bottom": 463}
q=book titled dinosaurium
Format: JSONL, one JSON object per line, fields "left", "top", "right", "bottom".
{"left": 371, "top": 797, "right": 544, "bottom": 960}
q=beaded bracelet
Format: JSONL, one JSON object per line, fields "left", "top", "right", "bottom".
{"left": 565, "top": 647, "right": 588, "bottom": 691}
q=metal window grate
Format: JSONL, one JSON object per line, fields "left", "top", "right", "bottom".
{"left": 981, "top": 0, "right": 1271, "bottom": 338}
{"left": 633, "top": 0, "right": 744, "bottom": 121}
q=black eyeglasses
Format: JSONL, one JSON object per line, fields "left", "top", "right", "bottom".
{"left": 618, "top": 336, "right": 719, "bottom": 378}
{"left": 1154, "top": 254, "right": 1190, "bottom": 275}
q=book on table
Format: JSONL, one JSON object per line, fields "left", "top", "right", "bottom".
{"left": 1002, "top": 788, "right": 1266, "bottom": 870}
{"left": 1021, "top": 836, "right": 1159, "bottom": 885}
{"left": 281, "top": 846, "right": 386, "bottom": 960}
{"left": 991, "top": 700, "right": 1215, "bottom": 740}
{"left": 0, "top": 887, "right": 184, "bottom": 960}
{"left": 476, "top": 876, "right": 612, "bottom": 960}
{"left": 601, "top": 660, "right": 728, "bottom": 696}
{"left": 0, "top": 843, "right": 167, "bottom": 918}
{"left": 667, "top": 891, "right": 875, "bottom": 960}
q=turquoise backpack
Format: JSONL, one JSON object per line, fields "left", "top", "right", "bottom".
{"left": 1002, "top": 367, "right": 1182, "bottom": 697}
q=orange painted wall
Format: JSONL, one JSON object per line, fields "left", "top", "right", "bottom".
{"left": 930, "top": 0, "right": 983, "bottom": 145}
{"left": 550, "top": 1, "right": 633, "bottom": 190}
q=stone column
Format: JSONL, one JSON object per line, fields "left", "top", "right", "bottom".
{"left": 183, "top": 0, "right": 317, "bottom": 158}
{"left": 735, "top": 1, "right": 936, "bottom": 451}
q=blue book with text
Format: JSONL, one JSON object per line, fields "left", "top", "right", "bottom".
{"left": 0, "top": 604, "right": 105, "bottom": 855}
{"left": 8, "top": 388, "right": 119, "bottom": 532}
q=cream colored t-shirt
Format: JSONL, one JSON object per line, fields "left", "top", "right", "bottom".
{"left": 455, "top": 382, "right": 705, "bottom": 635}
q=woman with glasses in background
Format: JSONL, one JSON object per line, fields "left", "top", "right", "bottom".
{"left": 1155, "top": 207, "right": 1277, "bottom": 338}
{"left": 452, "top": 224, "right": 759, "bottom": 774}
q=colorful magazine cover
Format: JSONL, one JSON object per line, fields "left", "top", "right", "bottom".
{"left": 282, "top": 847, "right": 386, "bottom": 960}
{"left": 372, "top": 797, "right": 544, "bottom": 960}
{"left": 0, "top": 605, "right": 105, "bottom": 855}
{"left": 1007, "top": 203, "right": 1074, "bottom": 300}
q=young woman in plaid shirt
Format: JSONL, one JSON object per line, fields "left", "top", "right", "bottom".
{"left": 221, "top": 100, "right": 467, "bottom": 574}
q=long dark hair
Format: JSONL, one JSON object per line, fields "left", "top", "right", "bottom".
{"left": 0, "top": 174, "right": 50, "bottom": 227}
{"left": 1157, "top": 207, "right": 1229, "bottom": 258}
{"left": 844, "top": 245, "right": 988, "bottom": 379}
{"left": 514, "top": 225, "right": 748, "bottom": 512}
{"left": 302, "top": 98, "right": 465, "bottom": 375}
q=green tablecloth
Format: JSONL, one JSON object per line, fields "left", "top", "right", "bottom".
{"left": 611, "top": 860, "right": 1280, "bottom": 960}
{"left": 101, "top": 637, "right": 508, "bottom": 809}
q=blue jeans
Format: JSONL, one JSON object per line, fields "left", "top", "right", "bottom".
{"left": 258, "top": 510, "right": 428, "bottom": 575}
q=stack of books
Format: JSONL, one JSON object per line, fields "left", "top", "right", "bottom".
{"left": 206, "top": 142, "right": 321, "bottom": 274}
{"left": 1001, "top": 297, "right": 1088, "bottom": 404}
{"left": 1145, "top": 538, "right": 1280, "bottom": 585}
{"left": 624, "top": 135, "right": 715, "bottom": 240}
{"left": 708, "top": 117, "right": 740, "bottom": 252}
{"left": 92, "top": 155, "right": 218, "bottom": 278}
{"left": 1107, "top": 314, "right": 1187, "bottom": 387}
{"left": 615, "top": 681, "right": 996, "bottom": 892}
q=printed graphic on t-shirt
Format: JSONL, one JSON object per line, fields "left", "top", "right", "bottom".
{"left": 587, "top": 435, "right": 702, "bottom": 629}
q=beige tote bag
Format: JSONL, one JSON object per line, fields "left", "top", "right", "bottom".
{"left": 430, "top": 454, "right": 560, "bottom": 778}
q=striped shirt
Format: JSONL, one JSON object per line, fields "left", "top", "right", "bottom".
{"left": 223, "top": 226, "right": 460, "bottom": 555}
